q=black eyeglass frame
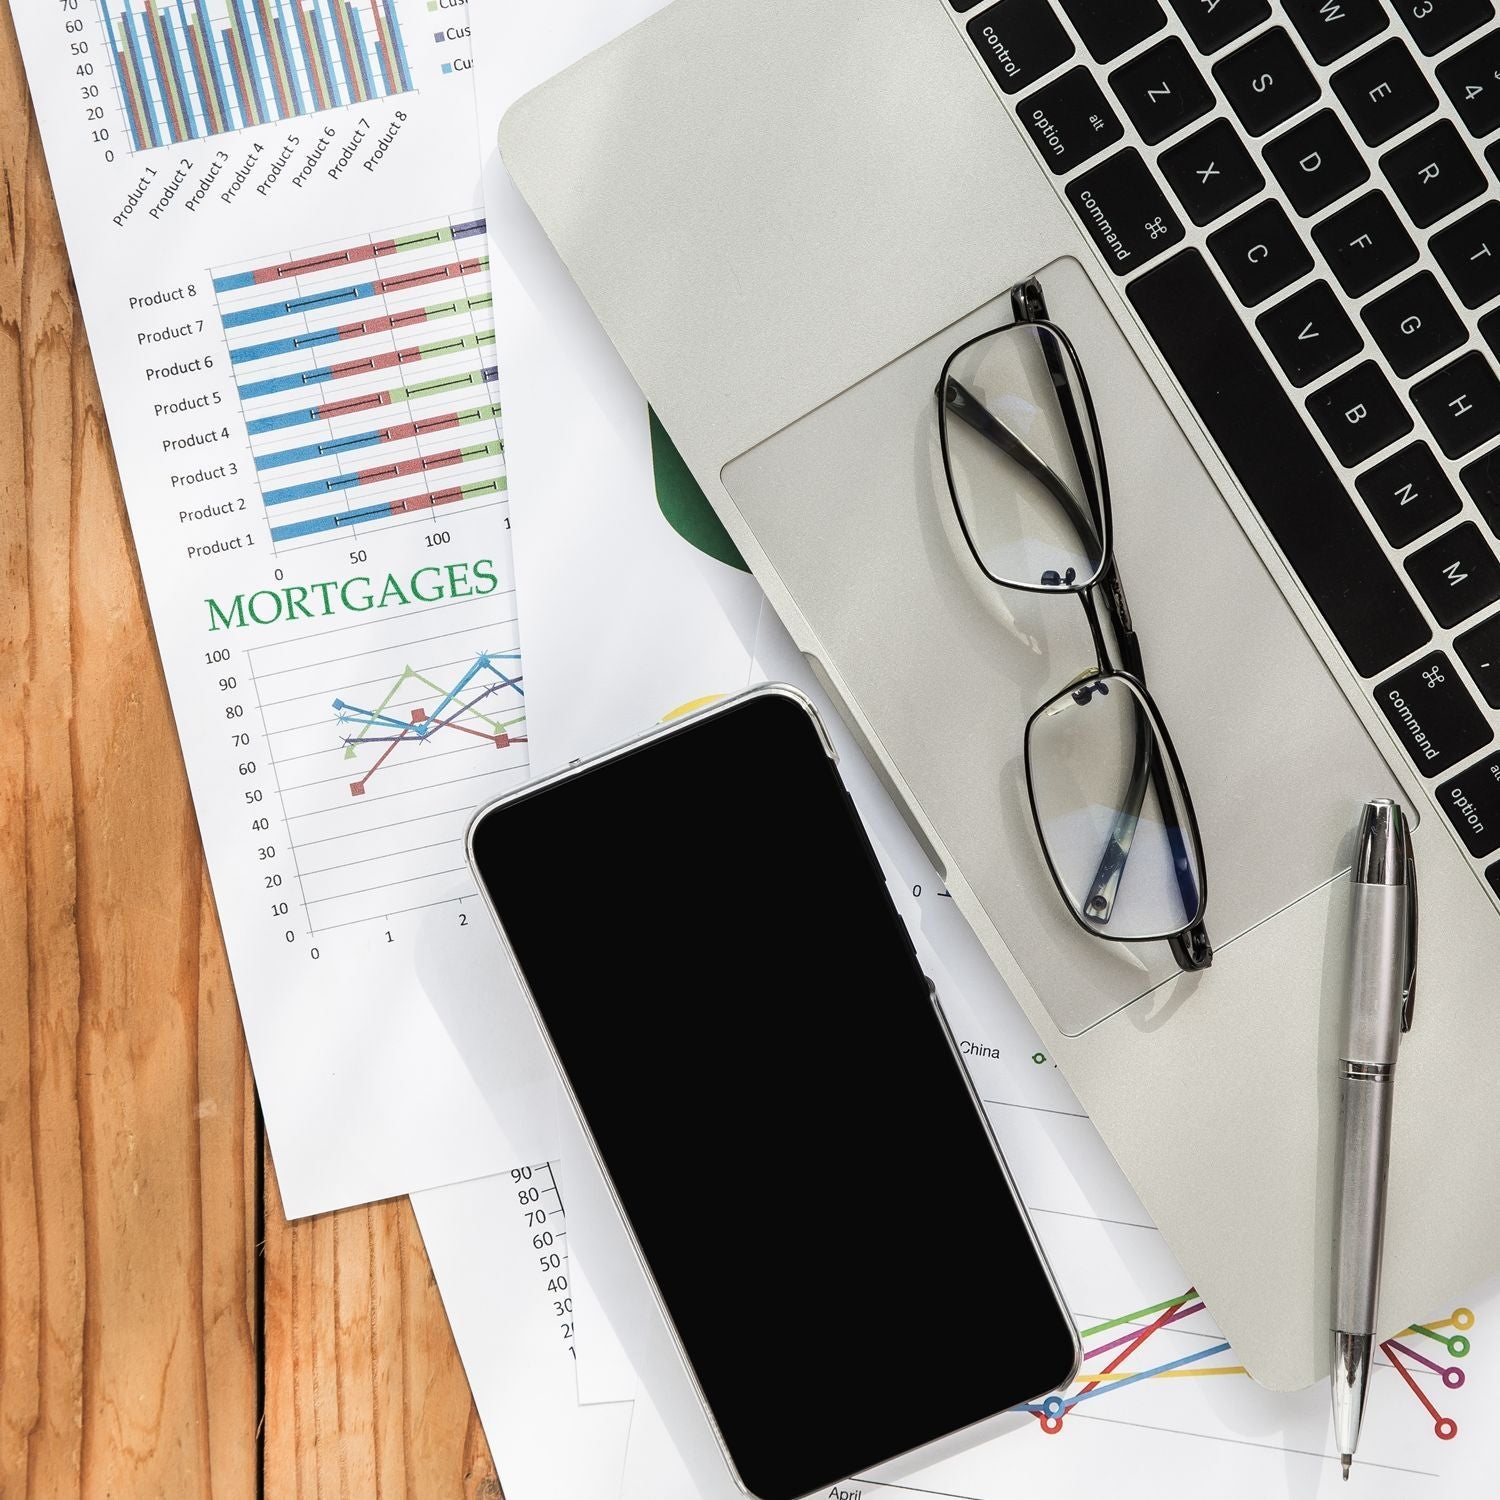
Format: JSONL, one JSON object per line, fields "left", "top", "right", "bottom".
{"left": 934, "top": 279, "right": 1213, "bottom": 973}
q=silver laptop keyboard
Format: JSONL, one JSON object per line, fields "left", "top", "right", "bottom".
{"left": 951, "top": 0, "right": 1500, "bottom": 896}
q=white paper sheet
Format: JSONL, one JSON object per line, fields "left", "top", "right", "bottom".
{"left": 411, "top": 1155, "right": 635, "bottom": 1500}
{"left": 419, "top": 4, "right": 1500, "bottom": 1494}
{"left": 7, "top": 1, "right": 569, "bottom": 1214}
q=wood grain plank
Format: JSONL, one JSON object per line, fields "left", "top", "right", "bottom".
{"left": 4, "top": 5, "right": 504, "bottom": 1492}
{"left": 0, "top": 10, "right": 253, "bottom": 1494}
{"left": 261, "top": 1166, "right": 502, "bottom": 1500}
{"left": 0, "top": 5, "right": 262, "bottom": 1491}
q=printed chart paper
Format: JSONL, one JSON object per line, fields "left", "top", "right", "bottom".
{"left": 405, "top": 3, "right": 1500, "bottom": 1496}
{"left": 9, "top": 0, "right": 558, "bottom": 1214}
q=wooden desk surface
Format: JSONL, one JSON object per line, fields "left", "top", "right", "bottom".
{"left": 0, "top": 6, "right": 501, "bottom": 1494}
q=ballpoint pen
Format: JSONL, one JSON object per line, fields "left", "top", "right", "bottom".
{"left": 1332, "top": 798, "right": 1418, "bottom": 1480}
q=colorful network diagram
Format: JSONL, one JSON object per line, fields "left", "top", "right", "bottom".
{"left": 335, "top": 650, "right": 526, "bottom": 796}
{"left": 1020, "top": 1290, "right": 1473, "bottom": 1445}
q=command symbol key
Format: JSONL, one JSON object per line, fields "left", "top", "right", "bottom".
{"left": 1066, "top": 149, "right": 1186, "bottom": 274}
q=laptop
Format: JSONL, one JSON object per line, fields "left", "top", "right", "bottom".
{"left": 497, "top": 0, "right": 1500, "bottom": 1388}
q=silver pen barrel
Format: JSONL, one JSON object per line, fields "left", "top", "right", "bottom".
{"left": 1332, "top": 799, "right": 1412, "bottom": 1478}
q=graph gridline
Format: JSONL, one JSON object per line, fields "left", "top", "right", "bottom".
{"left": 100, "top": 0, "right": 414, "bottom": 152}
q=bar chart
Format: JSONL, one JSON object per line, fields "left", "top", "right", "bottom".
{"left": 98, "top": 0, "right": 415, "bottom": 151}
{"left": 213, "top": 213, "right": 507, "bottom": 549}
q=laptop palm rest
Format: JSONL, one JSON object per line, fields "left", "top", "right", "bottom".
{"left": 721, "top": 256, "right": 1405, "bottom": 1036}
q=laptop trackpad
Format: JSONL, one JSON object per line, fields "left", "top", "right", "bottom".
{"left": 721, "top": 255, "right": 1406, "bottom": 1035}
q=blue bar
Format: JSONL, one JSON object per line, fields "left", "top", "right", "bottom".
{"left": 249, "top": 406, "right": 325, "bottom": 436}
{"left": 310, "top": 3, "right": 344, "bottom": 109}
{"left": 325, "top": 0, "right": 362, "bottom": 101}
{"left": 194, "top": 0, "right": 235, "bottom": 128}
{"left": 221, "top": 26, "right": 254, "bottom": 127}
{"left": 159, "top": 11, "right": 201, "bottom": 140}
{"left": 271, "top": 500, "right": 394, "bottom": 542}
{"left": 229, "top": 0, "right": 269, "bottom": 120}
{"left": 381, "top": 0, "right": 412, "bottom": 91}
{"left": 255, "top": 429, "right": 386, "bottom": 470}
{"left": 231, "top": 327, "right": 345, "bottom": 364}
{"left": 239, "top": 364, "right": 337, "bottom": 400}
{"left": 246, "top": 0, "right": 282, "bottom": 118}
{"left": 264, "top": 470, "right": 365, "bottom": 506}
{"left": 176, "top": 2, "right": 217, "bottom": 134}
{"left": 218, "top": 277, "right": 376, "bottom": 323}
{"left": 123, "top": 11, "right": 165, "bottom": 148}
{"left": 346, "top": 1, "right": 377, "bottom": 98}
{"left": 369, "top": 7, "right": 394, "bottom": 94}
{"left": 100, "top": 2, "right": 147, "bottom": 151}
{"left": 272, "top": 0, "right": 307, "bottom": 113}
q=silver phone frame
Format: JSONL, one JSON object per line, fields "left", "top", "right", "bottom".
{"left": 464, "top": 681, "right": 1082, "bottom": 1499}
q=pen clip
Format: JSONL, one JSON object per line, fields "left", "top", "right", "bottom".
{"left": 1401, "top": 819, "right": 1419, "bottom": 1034}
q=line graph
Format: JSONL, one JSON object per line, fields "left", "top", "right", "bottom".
{"left": 338, "top": 650, "right": 526, "bottom": 795}
{"left": 214, "top": 214, "right": 507, "bottom": 551}
{"left": 1020, "top": 1291, "right": 1471, "bottom": 1445}
{"left": 245, "top": 590, "right": 527, "bottom": 933}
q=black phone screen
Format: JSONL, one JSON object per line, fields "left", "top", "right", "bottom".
{"left": 469, "top": 690, "right": 1078, "bottom": 1500}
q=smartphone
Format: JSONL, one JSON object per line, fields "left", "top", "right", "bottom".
{"left": 467, "top": 685, "right": 1079, "bottom": 1500}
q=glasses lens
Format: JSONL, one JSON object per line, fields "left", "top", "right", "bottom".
{"left": 939, "top": 324, "right": 1106, "bottom": 591}
{"left": 1026, "top": 675, "right": 1204, "bottom": 943}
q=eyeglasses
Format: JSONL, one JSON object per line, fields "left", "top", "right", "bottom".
{"left": 935, "top": 278, "right": 1212, "bottom": 973}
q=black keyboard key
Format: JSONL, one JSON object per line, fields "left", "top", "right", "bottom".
{"left": 1463, "top": 447, "right": 1500, "bottom": 535}
{"left": 1110, "top": 37, "right": 1215, "bottom": 143}
{"left": 1208, "top": 199, "right": 1314, "bottom": 303}
{"left": 1127, "top": 250, "right": 1431, "bottom": 675}
{"left": 1066, "top": 150, "right": 1186, "bottom": 273}
{"left": 1438, "top": 30, "right": 1500, "bottom": 136}
{"left": 1166, "top": 0, "right": 1270, "bottom": 54}
{"left": 1376, "top": 651, "right": 1492, "bottom": 776}
{"left": 1396, "top": 0, "right": 1495, "bottom": 57}
{"left": 968, "top": 0, "right": 1075, "bottom": 94}
{"left": 1160, "top": 118, "right": 1265, "bottom": 223}
{"left": 1484, "top": 308, "right": 1500, "bottom": 358}
{"left": 1413, "top": 351, "right": 1500, "bottom": 457}
{"left": 1333, "top": 38, "right": 1440, "bottom": 145}
{"left": 1057, "top": 0, "right": 1167, "bottom": 62}
{"left": 1457, "top": 612, "right": 1500, "bottom": 706}
{"left": 1257, "top": 279, "right": 1363, "bottom": 385}
{"left": 1440, "top": 751, "right": 1500, "bottom": 856}
{"left": 1313, "top": 192, "right": 1419, "bottom": 298}
{"left": 1362, "top": 271, "right": 1468, "bottom": 377}
{"left": 1356, "top": 441, "right": 1463, "bottom": 545}
{"left": 1406, "top": 522, "right": 1500, "bottom": 625}
{"left": 1308, "top": 361, "right": 1414, "bottom": 464}
{"left": 1432, "top": 203, "right": 1500, "bottom": 308}
{"left": 1263, "top": 109, "right": 1370, "bottom": 216}
{"left": 1382, "top": 121, "right": 1487, "bottom": 229}
{"left": 1214, "top": 28, "right": 1322, "bottom": 137}
{"left": 1283, "top": 0, "right": 1390, "bottom": 64}
{"left": 1019, "top": 68, "right": 1126, "bottom": 173}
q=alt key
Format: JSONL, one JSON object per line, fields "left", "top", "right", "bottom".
{"left": 1019, "top": 68, "right": 1125, "bottom": 174}
{"left": 1439, "top": 752, "right": 1500, "bottom": 859}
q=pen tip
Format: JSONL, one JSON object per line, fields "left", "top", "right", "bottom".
{"left": 1342, "top": 1455, "right": 1352, "bottom": 1481}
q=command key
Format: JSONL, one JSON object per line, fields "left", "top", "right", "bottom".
{"left": 1066, "top": 149, "right": 1185, "bottom": 275}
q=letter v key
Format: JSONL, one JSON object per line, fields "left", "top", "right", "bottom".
{"left": 1255, "top": 281, "right": 1363, "bottom": 387}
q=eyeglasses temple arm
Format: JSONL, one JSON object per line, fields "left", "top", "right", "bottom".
{"left": 940, "top": 377, "right": 1102, "bottom": 554}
